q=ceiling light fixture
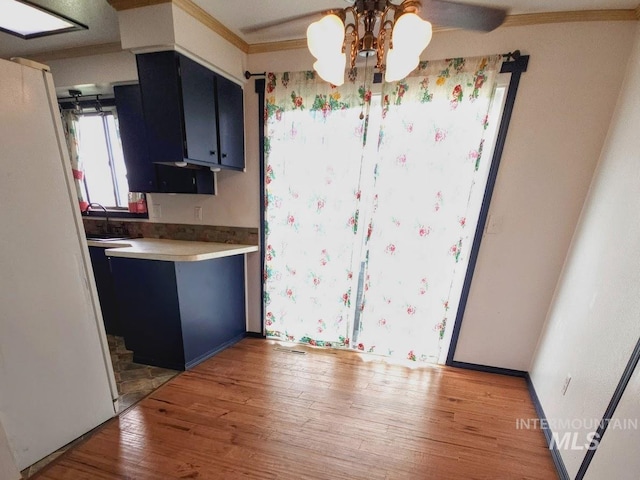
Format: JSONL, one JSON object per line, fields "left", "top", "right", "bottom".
{"left": 307, "top": 0, "right": 432, "bottom": 86}
{"left": 0, "top": 0, "right": 88, "bottom": 40}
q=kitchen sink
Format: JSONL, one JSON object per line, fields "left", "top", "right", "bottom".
{"left": 86, "top": 234, "right": 132, "bottom": 242}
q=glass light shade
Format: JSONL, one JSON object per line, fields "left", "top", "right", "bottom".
{"left": 307, "top": 14, "right": 345, "bottom": 60}
{"left": 385, "top": 13, "right": 432, "bottom": 82}
{"left": 385, "top": 49, "right": 420, "bottom": 82}
{"left": 0, "top": 0, "right": 76, "bottom": 37}
{"left": 391, "top": 13, "right": 432, "bottom": 54}
{"left": 313, "top": 53, "right": 347, "bottom": 86}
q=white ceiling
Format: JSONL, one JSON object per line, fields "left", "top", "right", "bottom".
{"left": 0, "top": 0, "right": 120, "bottom": 58}
{"left": 197, "top": 0, "right": 639, "bottom": 44}
{"left": 0, "top": 0, "right": 637, "bottom": 58}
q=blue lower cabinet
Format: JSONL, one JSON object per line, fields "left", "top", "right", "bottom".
{"left": 109, "top": 255, "right": 246, "bottom": 370}
{"left": 88, "top": 246, "right": 122, "bottom": 336}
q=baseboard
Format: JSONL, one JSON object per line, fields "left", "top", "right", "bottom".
{"left": 448, "top": 360, "right": 528, "bottom": 377}
{"left": 184, "top": 333, "right": 247, "bottom": 370}
{"left": 526, "top": 373, "right": 570, "bottom": 480}
{"left": 245, "top": 331, "right": 266, "bottom": 339}
{"left": 449, "top": 361, "right": 569, "bottom": 479}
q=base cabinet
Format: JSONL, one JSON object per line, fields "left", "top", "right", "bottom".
{"left": 109, "top": 255, "right": 246, "bottom": 370}
{"left": 88, "top": 246, "right": 122, "bottom": 336}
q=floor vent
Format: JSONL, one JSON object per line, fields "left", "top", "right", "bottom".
{"left": 274, "top": 347, "right": 307, "bottom": 355}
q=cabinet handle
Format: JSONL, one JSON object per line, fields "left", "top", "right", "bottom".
{"left": 210, "top": 150, "right": 216, "bottom": 155}
{"left": 222, "top": 153, "right": 227, "bottom": 158}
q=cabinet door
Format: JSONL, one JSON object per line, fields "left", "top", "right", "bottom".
{"left": 216, "top": 74, "right": 245, "bottom": 170}
{"left": 156, "top": 164, "right": 196, "bottom": 193}
{"left": 136, "top": 51, "right": 185, "bottom": 164}
{"left": 156, "top": 165, "right": 216, "bottom": 195}
{"left": 180, "top": 55, "right": 219, "bottom": 165}
{"left": 88, "top": 247, "right": 122, "bottom": 336}
{"left": 113, "top": 84, "right": 157, "bottom": 193}
{"left": 110, "top": 257, "right": 185, "bottom": 370}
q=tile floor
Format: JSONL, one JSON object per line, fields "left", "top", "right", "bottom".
{"left": 20, "top": 335, "right": 178, "bottom": 478}
{"left": 108, "top": 335, "right": 178, "bottom": 413}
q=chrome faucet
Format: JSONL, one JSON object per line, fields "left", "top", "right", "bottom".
{"left": 87, "top": 202, "right": 110, "bottom": 234}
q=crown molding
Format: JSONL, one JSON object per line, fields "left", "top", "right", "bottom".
{"left": 25, "top": 42, "right": 124, "bottom": 62}
{"left": 31, "top": 7, "right": 640, "bottom": 61}
{"left": 172, "top": 0, "right": 249, "bottom": 53}
{"left": 107, "top": 0, "right": 249, "bottom": 53}
{"left": 248, "top": 9, "right": 639, "bottom": 55}
{"left": 502, "top": 9, "right": 637, "bottom": 27}
{"left": 248, "top": 39, "right": 307, "bottom": 55}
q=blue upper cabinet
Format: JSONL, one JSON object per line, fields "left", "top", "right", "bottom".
{"left": 181, "top": 55, "right": 219, "bottom": 164}
{"left": 217, "top": 74, "right": 245, "bottom": 171}
{"left": 113, "top": 84, "right": 156, "bottom": 193}
{"left": 136, "top": 51, "right": 245, "bottom": 171}
{"left": 113, "top": 83, "right": 216, "bottom": 194}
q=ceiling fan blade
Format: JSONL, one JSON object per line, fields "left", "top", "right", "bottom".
{"left": 421, "top": 0, "right": 508, "bottom": 32}
{"left": 240, "top": 10, "right": 330, "bottom": 34}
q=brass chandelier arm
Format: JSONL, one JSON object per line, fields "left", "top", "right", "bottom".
{"left": 378, "top": 2, "right": 397, "bottom": 70}
{"left": 377, "top": 18, "right": 395, "bottom": 70}
{"left": 307, "top": 0, "right": 435, "bottom": 84}
{"left": 344, "top": 23, "right": 359, "bottom": 69}
{"left": 340, "top": 0, "right": 423, "bottom": 71}
{"left": 343, "top": 5, "right": 360, "bottom": 70}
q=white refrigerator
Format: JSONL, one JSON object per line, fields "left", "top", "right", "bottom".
{"left": 0, "top": 58, "right": 117, "bottom": 474}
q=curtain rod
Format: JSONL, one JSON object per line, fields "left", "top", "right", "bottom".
{"left": 503, "top": 50, "right": 521, "bottom": 61}
{"left": 244, "top": 50, "right": 522, "bottom": 79}
{"left": 245, "top": 71, "right": 266, "bottom": 79}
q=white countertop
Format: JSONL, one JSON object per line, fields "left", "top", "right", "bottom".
{"left": 87, "top": 238, "right": 259, "bottom": 262}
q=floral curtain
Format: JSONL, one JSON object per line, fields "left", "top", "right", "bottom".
{"left": 61, "top": 110, "right": 89, "bottom": 212}
{"left": 264, "top": 69, "right": 373, "bottom": 347}
{"left": 353, "top": 55, "right": 503, "bottom": 362}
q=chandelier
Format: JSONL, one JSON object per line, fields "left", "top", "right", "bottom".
{"left": 306, "top": 0, "right": 432, "bottom": 85}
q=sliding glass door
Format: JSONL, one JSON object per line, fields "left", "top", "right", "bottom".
{"left": 264, "top": 56, "right": 505, "bottom": 363}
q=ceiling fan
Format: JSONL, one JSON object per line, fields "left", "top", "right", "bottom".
{"left": 242, "top": 0, "right": 508, "bottom": 85}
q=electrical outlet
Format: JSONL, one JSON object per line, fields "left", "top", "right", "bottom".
{"left": 152, "top": 203, "right": 162, "bottom": 219}
{"left": 194, "top": 206, "right": 203, "bottom": 221}
{"left": 561, "top": 375, "right": 572, "bottom": 396}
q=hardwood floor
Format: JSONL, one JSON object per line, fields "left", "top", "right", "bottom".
{"left": 33, "top": 338, "right": 557, "bottom": 479}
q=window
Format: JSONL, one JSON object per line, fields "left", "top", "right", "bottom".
{"left": 76, "top": 111, "right": 129, "bottom": 209}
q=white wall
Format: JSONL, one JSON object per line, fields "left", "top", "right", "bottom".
{"left": 530, "top": 23, "right": 640, "bottom": 478}
{"left": 46, "top": 18, "right": 637, "bottom": 343}
{"left": 118, "top": 3, "right": 247, "bottom": 83}
{"left": 0, "top": 420, "right": 19, "bottom": 480}
{"left": 447, "top": 22, "right": 636, "bottom": 370}
{"left": 249, "top": 21, "right": 637, "bottom": 367}
{"left": 117, "top": 3, "right": 177, "bottom": 55}
{"left": 47, "top": 50, "right": 138, "bottom": 92}
{"left": 172, "top": 4, "right": 246, "bottom": 83}
{"left": 585, "top": 363, "right": 640, "bottom": 480}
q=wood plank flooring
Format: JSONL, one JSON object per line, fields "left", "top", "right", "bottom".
{"left": 33, "top": 338, "right": 557, "bottom": 479}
